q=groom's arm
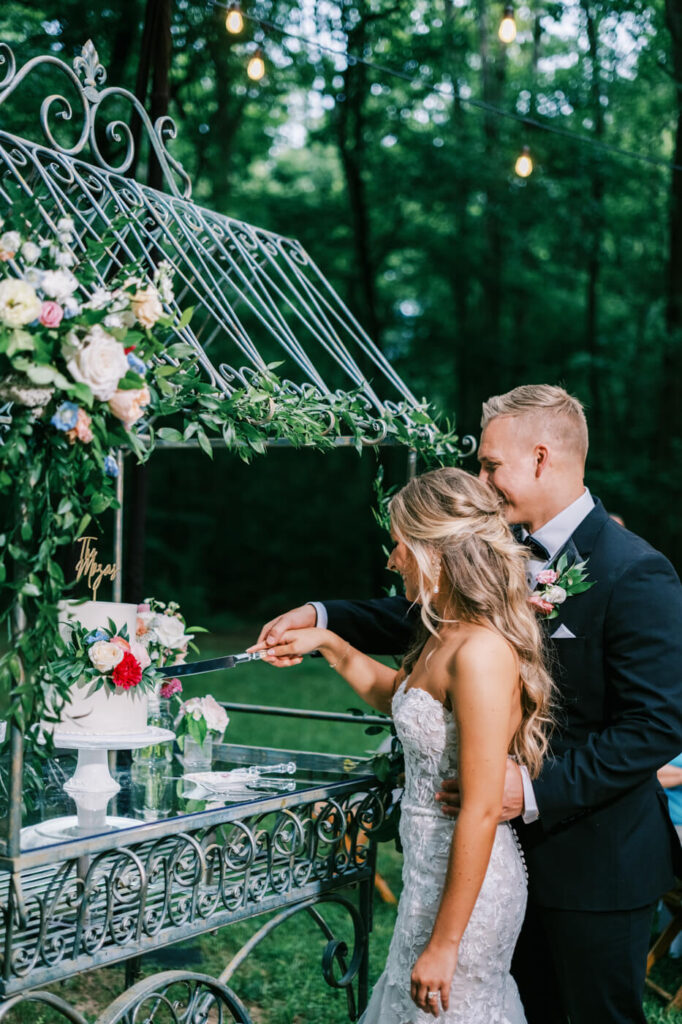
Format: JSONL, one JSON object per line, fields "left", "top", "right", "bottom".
{"left": 323, "top": 596, "right": 418, "bottom": 655}
{"left": 533, "top": 550, "right": 682, "bottom": 831}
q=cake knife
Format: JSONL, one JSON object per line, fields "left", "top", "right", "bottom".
{"left": 160, "top": 651, "right": 265, "bottom": 677}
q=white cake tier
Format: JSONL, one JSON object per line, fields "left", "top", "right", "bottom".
{"left": 57, "top": 601, "right": 148, "bottom": 735}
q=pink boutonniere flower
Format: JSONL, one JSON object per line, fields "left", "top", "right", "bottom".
{"left": 530, "top": 553, "right": 595, "bottom": 620}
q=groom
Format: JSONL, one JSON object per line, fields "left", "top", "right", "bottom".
{"left": 256, "top": 384, "right": 682, "bottom": 1024}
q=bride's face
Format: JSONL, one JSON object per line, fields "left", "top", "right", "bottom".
{"left": 387, "top": 528, "right": 420, "bottom": 602}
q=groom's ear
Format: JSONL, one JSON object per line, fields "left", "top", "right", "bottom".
{"left": 534, "top": 444, "right": 550, "bottom": 477}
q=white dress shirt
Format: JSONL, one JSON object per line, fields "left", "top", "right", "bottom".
{"left": 311, "top": 487, "right": 596, "bottom": 825}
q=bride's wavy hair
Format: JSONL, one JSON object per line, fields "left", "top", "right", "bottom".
{"left": 389, "top": 467, "right": 555, "bottom": 777}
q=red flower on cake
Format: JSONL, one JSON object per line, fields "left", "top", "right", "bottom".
{"left": 112, "top": 652, "right": 142, "bottom": 690}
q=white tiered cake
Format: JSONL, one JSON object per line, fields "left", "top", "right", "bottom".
{"left": 57, "top": 601, "right": 148, "bottom": 735}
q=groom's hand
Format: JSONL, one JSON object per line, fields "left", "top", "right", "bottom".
{"left": 256, "top": 604, "right": 317, "bottom": 648}
{"left": 436, "top": 759, "right": 525, "bottom": 821}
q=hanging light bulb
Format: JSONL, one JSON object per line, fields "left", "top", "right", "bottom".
{"left": 514, "top": 145, "right": 533, "bottom": 178}
{"left": 498, "top": 5, "right": 517, "bottom": 43}
{"left": 225, "top": 3, "right": 244, "bottom": 34}
{"left": 247, "top": 48, "right": 266, "bottom": 81}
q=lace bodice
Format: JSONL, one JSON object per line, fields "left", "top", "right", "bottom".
{"left": 392, "top": 677, "right": 458, "bottom": 812}
{"left": 359, "top": 675, "right": 528, "bottom": 1024}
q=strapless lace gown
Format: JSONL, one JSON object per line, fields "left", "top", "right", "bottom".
{"left": 360, "top": 678, "right": 528, "bottom": 1024}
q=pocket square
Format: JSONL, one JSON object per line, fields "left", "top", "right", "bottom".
{"left": 550, "top": 624, "right": 576, "bottom": 639}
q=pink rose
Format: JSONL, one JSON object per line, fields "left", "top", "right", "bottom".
{"left": 130, "top": 640, "right": 151, "bottom": 670}
{"left": 108, "top": 385, "right": 151, "bottom": 428}
{"left": 65, "top": 408, "right": 93, "bottom": 445}
{"left": 39, "top": 301, "right": 64, "bottom": 328}
{"left": 536, "top": 569, "right": 559, "bottom": 586}
{"left": 528, "top": 593, "right": 555, "bottom": 615}
{"left": 110, "top": 635, "right": 131, "bottom": 653}
{"left": 160, "top": 678, "right": 183, "bottom": 699}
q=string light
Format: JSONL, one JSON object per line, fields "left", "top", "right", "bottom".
{"left": 514, "top": 145, "right": 533, "bottom": 177}
{"left": 225, "top": 2, "right": 244, "bottom": 34}
{"left": 247, "top": 48, "right": 266, "bottom": 81}
{"left": 210, "top": 0, "right": 682, "bottom": 175}
{"left": 498, "top": 5, "right": 517, "bottom": 44}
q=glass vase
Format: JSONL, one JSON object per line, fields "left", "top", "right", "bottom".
{"left": 183, "top": 734, "right": 213, "bottom": 772}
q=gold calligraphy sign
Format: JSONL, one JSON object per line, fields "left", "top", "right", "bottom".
{"left": 75, "top": 536, "right": 118, "bottom": 601}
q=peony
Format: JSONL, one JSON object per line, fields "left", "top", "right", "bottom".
{"left": 108, "top": 385, "right": 151, "bottom": 428}
{"left": 40, "top": 269, "right": 78, "bottom": 303}
{"left": 151, "top": 612, "right": 191, "bottom": 650}
{"left": 66, "top": 324, "right": 128, "bottom": 401}
{"left": 110, "top": 635, "right": 131, "bottom": 654}
{"left": 65, "top": 407, "right": 93, "bottom": 444}
{"left": 88, "top": 640, "right": 124, "bottom": 673}
{"left": 112, "top": 651, "right": 143, "bottom": 690}
{"left": 131, "top": 286, "right": 163, "bottom": 328}
{"left": 536, "top": 569, "right": 559, "bottom": 586}
{"left": 0, "top": 278, "right": 42, "bottom": 326}
{"left": 39, "top": 301, "right": 64, "bottom": 328}
{"left": 160, "top": 677, "right": 182, "bottom": 699}
{"left": 0, "top": 231, "right": 21, "bottom": 261}
{"left": 528, "top": 593, "right": 555, "bottom": 616}
{"left": 181, "top": 694, "right": 228, "bottom": 735}
{"left": 543, "top": 585, "right": 567, "bottom": 606}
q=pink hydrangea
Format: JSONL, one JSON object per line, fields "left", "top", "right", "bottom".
{"left": 160, "top": 677, "right": 182, "bottom": 699}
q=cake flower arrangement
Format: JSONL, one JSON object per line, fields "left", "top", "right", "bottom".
{"left": 50, "top": 618, "right": 158, "bottom": 699}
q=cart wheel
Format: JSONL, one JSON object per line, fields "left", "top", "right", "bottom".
{"left": 95, "top": 970, "right": 253, "bottom": 1023}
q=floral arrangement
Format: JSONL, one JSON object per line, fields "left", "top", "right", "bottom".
{"left": 173, "top": 694, "right": 229, "bottom": 746}
{"left": 528, "top": 553, "right": 595, "bottom": 619}
{"left": 50, "top": 617, "right": 157, "bottom": 699}
{"left": 135, "top": 598, "right": 204, "bottom": 670}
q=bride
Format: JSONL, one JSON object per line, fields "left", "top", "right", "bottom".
{"left": 250, "top": 468, "right": 554, "bottom": 1022}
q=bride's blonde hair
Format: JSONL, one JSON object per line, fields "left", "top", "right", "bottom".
{"left": 389, "top": 467, "right": 555, "bottom": 778}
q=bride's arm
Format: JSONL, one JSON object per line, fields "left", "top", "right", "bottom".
{"left": 248, "top": 627, "right": 399, "bottom": 714}
{"left": 410, "top": 633, "right": 518, "bottom": 1015}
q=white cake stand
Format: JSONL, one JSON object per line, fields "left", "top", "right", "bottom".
{"left": 21, "top": 726, "right": 175, "bottom": 849}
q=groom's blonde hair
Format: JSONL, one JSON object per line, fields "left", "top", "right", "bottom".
{"left": 481, "top": 384, "right": 589, "bottom": 463}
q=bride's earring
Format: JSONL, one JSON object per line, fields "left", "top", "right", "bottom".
{"left": 433, "top": 557, "right": 442, "bottom": 595}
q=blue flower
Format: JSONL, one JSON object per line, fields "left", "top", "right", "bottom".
{"left": 51, "top": 402, "right": 79, "bottom": 432}
{"left": 127, "top": 353, "right": 146, "bottom": 376}
{"left": 85, "top": 629, "right": 108, "bottom": 645}
{"left": 104, "top": 454, "right": 119, "bottom": 478}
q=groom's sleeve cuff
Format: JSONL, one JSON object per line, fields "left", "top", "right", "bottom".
{"left": 520, "top": 764, "right": 540, "bottom": 823}
{"left": 309, "top": 601, "right": 328, "bottom": 630}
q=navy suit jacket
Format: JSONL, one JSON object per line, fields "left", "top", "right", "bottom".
{"left": 324, "top": 499, "right": 682, "bottom": 910}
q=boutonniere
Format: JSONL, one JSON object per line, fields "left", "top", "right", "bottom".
{"left": 529, "top": 553, "right": 595, "bottom": 619}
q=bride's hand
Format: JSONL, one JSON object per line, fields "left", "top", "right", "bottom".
{"left": 410, "top": 941, "right": 458, "bottom": 1016}
{"left": 247, "top": 628, "right": 334, "bottom": 667}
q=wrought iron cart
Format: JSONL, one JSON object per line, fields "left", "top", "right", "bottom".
{"left": 0, "top": 38, "right": 461, "bottom": 1023}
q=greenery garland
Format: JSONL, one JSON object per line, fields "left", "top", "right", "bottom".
{"left": 0, "top": 203, "right": 461, "bottom": 751}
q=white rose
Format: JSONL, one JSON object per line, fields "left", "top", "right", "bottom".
{"left": 57, "top": 216, "right": 75, "bottom": 235}
{"left": 543, "top": 585, "right": 567, "bottom": 605}
{"left": 151, "top": 612, "right": 192, "bottom": 650}
{"left": 20, "top": 242, "right": 41, "bottom": 264}
{"left": 0, "top": 279, "right": 42, "bottom": 326}
{"left": 88, "top": 641, "right": 124, "bottom": 673}
{"left": 40, "top": 269, "right": 78, "bottom": 302}
{"left": 66, "top": 324, "right": 128, "bottom": 400}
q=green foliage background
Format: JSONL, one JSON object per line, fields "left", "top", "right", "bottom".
{"left": 1, "top": 0, "right": 681, "bottom": 624}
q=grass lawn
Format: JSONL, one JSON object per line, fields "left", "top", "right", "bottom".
{"left": 4, "top": 628, "right": 682, "bottom": 1022}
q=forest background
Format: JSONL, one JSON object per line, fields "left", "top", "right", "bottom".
{"left": 2, "top": 0, "right": 682, "bottom": 632}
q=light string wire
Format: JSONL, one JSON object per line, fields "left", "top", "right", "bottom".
{"left": 210, "top": 2, "right": 682, "bottom": 174}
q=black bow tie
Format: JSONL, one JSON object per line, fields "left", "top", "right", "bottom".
{"left": 520, "top": 534, "right": 550, "bottom": 562}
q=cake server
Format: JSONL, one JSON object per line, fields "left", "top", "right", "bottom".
{"left": 160, "top": 651, "right": 265, "bottom": 677}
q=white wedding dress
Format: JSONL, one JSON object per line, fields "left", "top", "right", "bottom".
{"left": 360, "top": 677, "right": 528, "bottom": 1024}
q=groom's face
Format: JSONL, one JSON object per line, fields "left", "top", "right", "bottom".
{"left": 478, "top": 415, "right": 540, "bottom": 526}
